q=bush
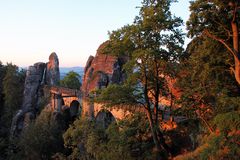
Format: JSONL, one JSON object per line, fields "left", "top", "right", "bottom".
{"left": 12, "top": 110, "right": 65, "bottom": 160}
{"left": 174, "top": 111, "right": 240, "bottom": 160}
{"left": 63, "top": 113, "right": 156, "bottom": 160}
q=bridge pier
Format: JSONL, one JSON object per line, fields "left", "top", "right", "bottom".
{"left": 51, "top": 92, "right": 62, "bottom": 112}
{"left": 82, "top": 98, "right": 94, "bottom": 119}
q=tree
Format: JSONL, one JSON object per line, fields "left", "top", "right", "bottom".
{"left": 2, "top": 63, "right": 25, "bottom": 124}
{"left": 0, "top": 61, "right": 6, "bottom": 115}
{"left": 63, "top": 117, "right": 96, "bottom": 160}
{"left": 0, "top": 63, "right": 25, "bottom": 160}
{"left": 63, "top": 113, "right": 156, "bottom": 160}
{"left": 187, "top": 0, "right": 240, "bottom": 84}
{"left": 96, "top": 0, "right": 184, "bottom": 158}
{"left": 175, "top": 2, "right": 240, "bottom": 157}
{"left": 60, "top": 71, "right": 81, "bottom": 89}
{"left": 177, "top": 37, "right": 240, "bottom": 133}
{"left": 174, "top": 111, "right": 240, "bottom": 160}
{"left": 14, "top": 110, "right": 65, "bottom": 160}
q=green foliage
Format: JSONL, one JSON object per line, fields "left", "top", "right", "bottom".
{"left": 0, "top": 137, "right": 8, "bottom": 159}
{"left": 14, "top": 110, "right": 65, "bottom": 160}
{"left": 63, "top": 117, "right": 96, "bottom": 160}
{"left": 176, "top": 37, "right": 240, "bottom": 159}
{"left": 175, "top": 1, "right": 240, "bottom": 158}
{"left": 177, "top": 37, "right": 239, "bottom": 121}
{"left": 175, "top": 111, "right": 240, "bottom": 160}
{"left": 213, "top": 111, "right": 240, "bottom": 133}
{"left": 0, "top": 63, "right": 25, "bottom": 160}
{"left": 101, "top": 0, "right": 184, "bottom": 109}
{"left": 63, "top": 113, "right": 157, "bottom": 160}
{"left": 187, "top": 0, "right": 240, "bottom": 85}
{"left": 0, "top": 61, "right": 6, "bottom": 109}
{"left": 187, "top": 0, "right": 236, "bottom": 39}
{"left": 2, "top": 64, "right": 25, "bottom": 122}
{"left": 60, "top": 71, "right": 81, "bottom": 89}
{"left": 95, "top": 84, "right": 144, "bottom": 107}
{"left": 105, "top": 113, "right": 155, "bottom": 159}
{"left": 97, "top": 0, "right": 185, "bottom": 157}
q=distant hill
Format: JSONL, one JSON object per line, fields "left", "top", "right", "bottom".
{"left": 60, "top": 67, "right": 84, "bottom": 81}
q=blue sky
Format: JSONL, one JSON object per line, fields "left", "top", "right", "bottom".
{"left": 0, "top": 0, "right": 190, "bottom": 67}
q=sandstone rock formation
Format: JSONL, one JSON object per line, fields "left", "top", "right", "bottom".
{"left": 22, "top": 62, "right": 46, "bottom": 111}
{"left": 11, "top": 53, "right": 60, "bottom": 137}
{"left": 46, "top": 52, "right": 60, "bottom": 86}
{"left": 82, "top": 42, "right": 126, "bottom": 96}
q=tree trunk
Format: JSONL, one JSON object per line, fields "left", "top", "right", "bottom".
{"left": 154, "top": 83, "right": 160, "bottom": 124}
{"left": 156, "top": 128, "right": 172, "bottom": 156}
{"left": 232, "top": 18, "right": 240, "bottom": 84}
{"left": 199, "top": 116, "right": 214, "bottom": 134}
{"left": 154, "top": 58, "right": 160, "bottom": 124}
{"left": 230, "top": 3, "right": 239, "bottom": 84}
{"left": 234, "top": 58, "right": 240, "bottom": 84}
{"left": 145, "top": 109, "right": 162, "bottom": 151}
{"left": 143, "top": 72, "right": 162, "bottom": 159}
{"left": 145, "top": 108, "right": 172, "bottom": 159}
{"left": 143, "top": 63, "right": 170, "bottom": 159}
{"left": 196, "top": 105, "right": 214, "bottom": 133}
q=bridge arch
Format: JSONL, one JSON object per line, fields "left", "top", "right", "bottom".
{"left": 95, "top": 109, "right": 116, "bottom": 129}
{"left": 70, "top": 100, "right": 81, "bottom": 118}
{"left": 93, "top": 103, "right": 131, "bottom": 121}
{"left": 61, "top": 98, "right": 65, "bottom": 106}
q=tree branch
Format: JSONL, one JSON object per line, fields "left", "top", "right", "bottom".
{"left": 203, "top": 29, "right": 238, "bottom": 58}
{"left": 212, "top": 19, "right": 231, "bottom": 41}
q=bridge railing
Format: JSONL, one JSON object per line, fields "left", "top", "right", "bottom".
{"left": 44, "top": 85, "right": 82, "bottom": 97}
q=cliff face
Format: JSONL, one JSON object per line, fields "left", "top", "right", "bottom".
{"left": 81, "top": 42, "right": 180, "bottom": 103}
{"left": 21, "top": 62, "right": 46, "bottom": 111}
{"left": 82, "top": 42, "right": 126, "bottom": 96}
{"left": 11, "top": 53, "right": 60, "bottom": 137}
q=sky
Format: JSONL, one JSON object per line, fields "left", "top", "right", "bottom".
{"left": 0, "top": 0, "right": 190, "bottom": 67}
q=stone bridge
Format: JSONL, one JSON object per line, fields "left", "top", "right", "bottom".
{"left": 45, "top": 85, "right": 81, "bottom": 118}
{"left": 47, "top": 85, "right": 183, "bottom": 129}
{"left": 47, "top": 85, "right": 129, "bottom": 127}
{"left": 48, "top": 86, "right": 81, "bottom": 110}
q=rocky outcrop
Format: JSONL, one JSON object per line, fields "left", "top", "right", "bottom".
{"left": 11, "top": 62, "right": 46, "bottom": 137}
{"left": 84, "top": 55, "right": 94, "bottom": 74}
{"left": 11, "top": 53, "right": 60, "bottom": 137}
{"left": 22, "top": 62, "right": 46, "bottom": 111}
{"left": 82, "top": 42, "right": 126, "bottom": 96}
{"left": 46, "top": 52, "right": 60, "bottom": 86}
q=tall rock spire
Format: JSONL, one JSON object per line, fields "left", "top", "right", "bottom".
{"left": 11, "top": 52, "right": 60, "bottom": 137}
{"left": 46, "top": 52, "right": 60, "bottom": 86}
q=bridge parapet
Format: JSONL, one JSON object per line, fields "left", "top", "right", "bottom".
{"left": 45, "top": 85, "right": 82, "bottom": 98}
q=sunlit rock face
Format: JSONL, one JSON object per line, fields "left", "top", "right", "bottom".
{"left": 82, "top": 41, "right": 127, "bottom": 96}
{"left": 46, "top": 52, "right": 60, "bottom": 86}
